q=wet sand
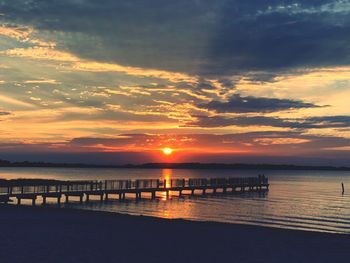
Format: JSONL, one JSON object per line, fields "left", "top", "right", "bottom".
{"left": 0, "top": 205, "right": 349, "bottom": 263}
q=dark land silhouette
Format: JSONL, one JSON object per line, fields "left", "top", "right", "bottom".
{"left": 1, "top": 159, "right": 350, "bottom": 171}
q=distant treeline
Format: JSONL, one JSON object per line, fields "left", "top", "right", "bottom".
{"left": 0, "top": 159, "right": 350, "bottom": 171}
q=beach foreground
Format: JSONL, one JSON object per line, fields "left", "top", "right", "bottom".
{"left": 0, "top": 205, "right": 349, "bottom": 263}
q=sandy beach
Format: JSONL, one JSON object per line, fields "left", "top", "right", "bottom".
{"left": 0, "top": 205, "right": 349, "bottom": 263}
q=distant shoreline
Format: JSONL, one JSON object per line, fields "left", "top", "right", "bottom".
{"left": 1, "top": 160, "right": 350, "bottom": 171}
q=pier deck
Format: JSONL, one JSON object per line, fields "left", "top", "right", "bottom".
{"left": 0, "top": 176, "right": 269, "bottom": 205}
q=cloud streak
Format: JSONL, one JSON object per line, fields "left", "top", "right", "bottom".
{"left": 187, "top": 115, "right": 350, "bottom": 129}
{"left": 0, "top": 95, "right": 34, "bottom": 108}
{"left": 199, "top": 94, "right": 321, "bottom": 113}
{"left": 2, "top": 46, "right": 197, "bottom": 83}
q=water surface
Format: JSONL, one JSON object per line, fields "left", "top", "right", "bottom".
{"left": 1, "top": 167, "right": 350, "bottom": 234}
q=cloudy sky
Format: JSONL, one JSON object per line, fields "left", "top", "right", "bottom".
{"left": 1, "top": 0, "right": 350, "bottom": 165}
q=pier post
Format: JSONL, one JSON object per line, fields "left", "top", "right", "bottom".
{"left": 17, "top": 198, "right": 21, "bottom": 205}
{"left": 202, "top": 189, "right": 206, "bottom": 195}
{"left": 151, "top": 191, "right": 156, "bottom": 199}
{"left": 43, "top": 197, "right": 46, "bottom": 205}
{"left": 86, "top": 194, "right": 90, "bottom": 202}
{"left": 65, "top": 195, "right": 69, "bottom": 204}
{"left": 166, "top": 190, "right": 169, "bottom": 199}
{"left": 100, "top": 194, "right": 104, "bottom": 201}
{"left": 191, "top": 189, "right": 195, "bottom": 195}
{"left": 32, "top": 198, "right": 36, "bottom": 206}
{"left": 57, "top": 196, "right": 61, "bottom": 204}
{"left": 80, "top": 195, "right": 83, "bottom": 203}
{"left": 105, "top": 193, "right": 109, "bottom": 201}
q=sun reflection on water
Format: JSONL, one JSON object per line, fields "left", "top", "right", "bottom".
{"left": 160, "top": 169, "right": 173, "bottom": 202}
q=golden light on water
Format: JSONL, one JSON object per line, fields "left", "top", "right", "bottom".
{"left": 162, "top": 147, "right": 173, "bottom": 155}
{"left": 161, "top": 168, "right": 173, "bottom": 201}
{"left": 162, "top": 168, "right": 172, "bottom": 187}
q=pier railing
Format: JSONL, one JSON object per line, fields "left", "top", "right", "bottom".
{"left": 0, "top": 176, "right": 268, "bottom": 196}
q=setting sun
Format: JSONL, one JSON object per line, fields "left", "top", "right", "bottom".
{"left": 162, "top": 148, "right": 173, "bottom": 155}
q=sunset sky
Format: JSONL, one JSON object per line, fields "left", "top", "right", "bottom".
{"left": 1, "top": 0, "right": 350, "bottom": 165}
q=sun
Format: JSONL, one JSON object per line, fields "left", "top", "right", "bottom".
{"left": 162, "top": 147, "right": 173, "bottom": 155}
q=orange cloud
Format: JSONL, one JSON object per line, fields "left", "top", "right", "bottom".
{"left": 0, "top": 25, "right": 32, "bottom": 41}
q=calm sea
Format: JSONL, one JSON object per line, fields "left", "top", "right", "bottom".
{"left": 1, "top": 167, "right": 350, "bottom": 234}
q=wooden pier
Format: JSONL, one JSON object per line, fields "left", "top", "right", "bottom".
{"left": 0, "top": 175, "right": 269, "bottom": 205}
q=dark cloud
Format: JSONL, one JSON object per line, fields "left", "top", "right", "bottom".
{"left": 308, "top": 116, "right": 350, "bottom": 126}
{"left": 71, "top": 134, "right": 153, "bottom": 147}
{"left": 186, "top": 115, "right": 300, "bottom": 128}
{"left": 0, "top": 111, "right": 10, "bottom": 116}
{"left": 198, "top": 94, "right": 320, "bottom": 113}
{"left": 1, "top": 0, "right": 350, "bottom": 75}
{"left": 187, "top": 115, "right": 350, "bottom": 129}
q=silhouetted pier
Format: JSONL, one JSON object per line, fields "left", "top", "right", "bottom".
{"left": 0, "top": 176, "right": 269, "bottom": 205}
